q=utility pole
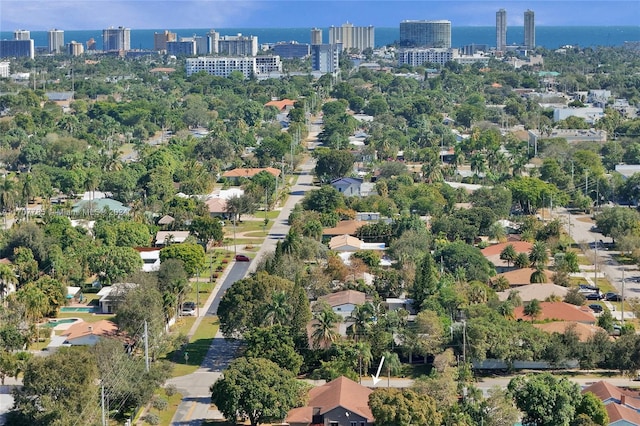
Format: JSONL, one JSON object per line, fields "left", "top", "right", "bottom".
{"left": 622, "top": 269, "right": 625, "bottom": 325}
{"left": 144, "top": 320, "right": 150, "bottom": 372}
{"left": 196, "top": 269, "right": 200, "bottom": 318}
{"left": 462, "top": 320, "right": 466, "bottom": 364}
{"left": 101, "top": 382, "right": 106, "bottom": 426}
{"left": 594, "top": 239, "right": 598, "bottom": 289}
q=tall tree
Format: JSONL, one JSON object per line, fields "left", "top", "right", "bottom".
{"left": 311, "top": 304, "right": 341, "bottom": 349}
{"left": 410, "top": 252, "right": 439, "bottom": 311}
{"left": 369, "top": 388, "right": 442, "bottom": 426}
{"left": 508, "top": 373, "right": 582, "bottom": 426}
{"left": 210, "top": 357, "right": 308, "bottom": 426}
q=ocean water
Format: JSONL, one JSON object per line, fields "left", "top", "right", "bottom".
{"left": 2, "top": 26, "right": 639, "bottom": 51}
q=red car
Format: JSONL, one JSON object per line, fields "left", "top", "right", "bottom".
{"left": 235, "top": 254, "right": 250, "bottom": 262}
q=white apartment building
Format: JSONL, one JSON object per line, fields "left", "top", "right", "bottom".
{"left": 218, "top": 34, "right": 258, "bottom": 56}
{"left": 0, "top": 62, "right": 10, "bottom": 78}
{"left": 329, "top": 22, "right": 374, "bottom": 52}
{"left": 185, "top": 56, "right": 281, "bottom": 78}
{"left": 398, "top": 48, "right": 456, "bottom": 67}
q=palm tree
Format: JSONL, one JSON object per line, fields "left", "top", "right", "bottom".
{"left": 311, "top": 307, "right": 340, "bottom": 349}
{"left": 0, "top": 264, "right": 17, "bottom": 303}
{"left": 529, "top": 241, "right": 549, "bottom": 268}
{"left": 469, "top": 152, "right": 487, "bottom": 179}
{"left": 381, "top": 350, "right": 402, "bottom": 388}
{"left": 16, "top": 284, "right": 49, "bottom": 323}
{"left": 523, "top": 299, "right": 542, "bottom": 322}
{"left": 500, "top": 244, "right": 517, "bottom": 267}
{"left": 263, "top": 291, "right": 291, "bottom": 326}
{"left": 20, "top": 173, "right": 35, "bottom": 221}
{"left": 0, "top": 177, "right": 17, "bottom": 228}
{"left": 355, "top": 341, "right": 373, "bottom": 383}
{"left": 348, "top": 303, "right": 373, "bottom": 341}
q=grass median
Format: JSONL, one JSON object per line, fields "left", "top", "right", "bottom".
{"left": 165, "top": 316, "right": 220, "bottom": 377}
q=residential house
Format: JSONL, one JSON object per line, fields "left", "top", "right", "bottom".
{"left": 513, "top": 301, "right": 596, "bottom": 324}
{"left": 317, "top": 290, "right": 367, "bottom": 318}
{"left": 157, "top": 215, "right": 175, "bottom": 227}
{"left": 323, "top": 220, "right": 367, "bottom": 238}
{"left": 134, "top": 247, "right": 162, "bottom": 272}
{"left": 60, "top": 320, "right": 121, "bottom": 346}
{"left": 496, "top": 267, "right": 553, "bottom": 286}
{"left": 481, "top": 241, "right": 533, "bottom": 270}
{"left": 205, "top": 198, "right": 228, "bottom": 218}
{"left": 154, "top": 230, "right": 190, "bottom": 247}
{"left": 582, "top": 381, "right": 640, "bottom": 426}
{"left": 331, "top": 177, "right": 363, "bottom": 196}
{"left": 264, "top": 98, "right": 296, "bottom": 111}
{"left": 97, "top": 283, "right": 137, "bottom": 314}
{"left": 533, "top": 321, "right": 607, "bottom": 342}
{"left": 385, "top": 297, "right": 417, "bottom": 315}
{"left": 285, "top": 376, "right": 374, "bottom": 426}
{"left": 221, "top": 167, "right": 280, "bottom": 184}
{"left": 72, "top": 198, "right": 130, "bottom": 215}
{"left": 496, "top": 283, "right": 569, "bottom": 303}
{"left": 330, "top": 235, "right": 364, "bottom": 252}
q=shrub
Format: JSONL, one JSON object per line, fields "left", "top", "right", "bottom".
{"left": 143, "top": 413, "right": 160, "bottom": 425}
{"left": 164, "top": 384, "right": 177, "bottom": 397}
{"left": 152, "top": 396, "right": 168, "bottom": 411}
{"left": 221, "top": 259, "right": 229, "bottom": 264}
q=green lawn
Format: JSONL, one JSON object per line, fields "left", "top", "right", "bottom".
{"left": 57, "top": 312, "right": 116, "bottom": 323}
{"left": 141, "top": 387, "right": 183, "bottom": 426}
{"left": 164, "top": 317, "right": 220, "bottom": 377}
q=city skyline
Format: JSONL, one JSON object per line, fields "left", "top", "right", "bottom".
{"left": 1, "top": 1, "right": 638, "bottom": 31}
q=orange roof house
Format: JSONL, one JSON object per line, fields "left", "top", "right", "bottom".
{"left": 605, "top": 403, "right": 640, "bottom": 426}
{"left": 583, "top": 381, "right": 640, "bottom": 411}
{"left": 496, "top": 268, "right": 553, "bottom": 286}
{"left": 481, "top": 241, "right": 533, "bottom": 268}
{"left": 285, "top": 376, "right": 374, "bottom": 426}
{"left": 533, "top": 321, "right": 607, "bottom": 342}
{"left": 323, "top": 220, "right": 367, "bottom": 237}
{"left": 222, "top": 167, "right": 281, "bottom": 180}
{"left": 264, "top": 99, "right": 296, "bottom": 111}
{"left": 60, "top": 320, "right": 122, "bottom": 346}
{"left": 513, "top": 301, "right": 596, "bottom": 324}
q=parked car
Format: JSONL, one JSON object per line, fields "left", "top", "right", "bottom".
{"left": 605, "top": 292, "right": 623, "bottom": 302}
{"left": 585, "top": 293, "right": 602, "bottom": 301}
{"left": 589, "top": 304, "right": 603, "bottom": 313}
{"left": 235, "top": 254, "right": 250, "bottom": 262}
{"left": 180, "top": 305, "right": 196, "bottom": 316}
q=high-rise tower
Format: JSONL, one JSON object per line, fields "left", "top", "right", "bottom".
{"left": 102, "top": 26, "right": 130, "bottom": 51}
{"left": 399, "top": 20, "right": 451, "bottom": 48}
{"left": 524, "top": 10, "right": 535, "bottom": 49}
{"left": 310, "top": 28, "right": 323, "bottom": 45}
{"left": 48, "top": 29, "right": 65, "bottom": 54}
{"left": 496, "top": 9, "right": 507, "bottom": 52}
{"left": 14, "top": 30, "right": 30, "bottom": 40}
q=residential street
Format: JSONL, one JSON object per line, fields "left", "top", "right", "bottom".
{"left": 556, "top": 207, "right": 640, "bottom": 300}
{"left": 168, "top": 147, "right": 318, "bottom": 425}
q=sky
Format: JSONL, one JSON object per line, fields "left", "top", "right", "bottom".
{"left": 1, "top": 0, "right": 638, "bottom": 30}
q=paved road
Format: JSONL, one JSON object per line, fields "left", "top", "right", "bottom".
{"left": 169, "top": 151, "right": 318, "bottom": 425}
{"left": 557, "top": 207, "right": 640, "bottom": 299}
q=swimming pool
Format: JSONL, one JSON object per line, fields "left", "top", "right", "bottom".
{"left": 40, "top": 318, "right": 79, "bottom": 328}
{"left": 60, "top": 306, "right": 96, "bottom": 313}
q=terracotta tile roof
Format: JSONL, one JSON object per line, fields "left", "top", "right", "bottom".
{"left": 513, "top": 301, "right": 596, "bottom": 323}
{"left": 222, "top": 167, "right": 281, "bottom": 178}
{"left": 61, "top": 320, "right": 119, "bottom": 341}
{"left": 318, "top": 290, "right": 366, "bottom": 308}
{"left": 533, "top": 321, "right": 607, "bottom": 342}
{"left": 323, "top": 220, "right": 367, "bottom": 236}
{"left": 583, "top": 381, "right": 640, "bottom": 410}
{"left": 605, "top": 402, "right": 640, "bottom": 425}
{"left": 481, "top": 241, "right": 533, "bottom": 257}
{"left": 264, "top": 99, "right": 296, "bottom": 111}
{"left": 497, "top": 268, "right": 553, "bottom": 286}
{"left": 497, "top": 283, "right": 569, "bottom": 302}
{"left": 134, "top": 247, "right": 162, "bottom": 253}
{"left": 285, "top": 376, "right": 373, "bottom": 424}
{"left": 329, "top": 234, "right": 363, "bottom": 250}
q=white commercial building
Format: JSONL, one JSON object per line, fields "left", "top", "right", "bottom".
{"left": 553, "top": 107, "right": 604, "bottom": 124}
{"left": 185, "top": 56, "right": 282, "bottom": 78}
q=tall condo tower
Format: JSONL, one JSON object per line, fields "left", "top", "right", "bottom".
{"left": 153, "top": 30, "right": 176, "bottom": 52}
{"left": 102, "top": 26, "right": 131, "bottom": 51}
{"left": 311, "top": 28, "right": 323, "bottom": 45}
{"left": 14, "top": 30, "right": 30, "bottom": 40}
{"left": 524, "top": 9, "right": 535, "bottom": 49}
{"left": 48, "top": 29, "right": 65, "bottom": 54}
{"left": 399, "top": 20, "right": 451, "bottom": 48}
{"left": 496, "top": 9, "right": 507, "bottom": 52}
{"left": 329, "top": 22, "right": 374, "bottom": 52}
